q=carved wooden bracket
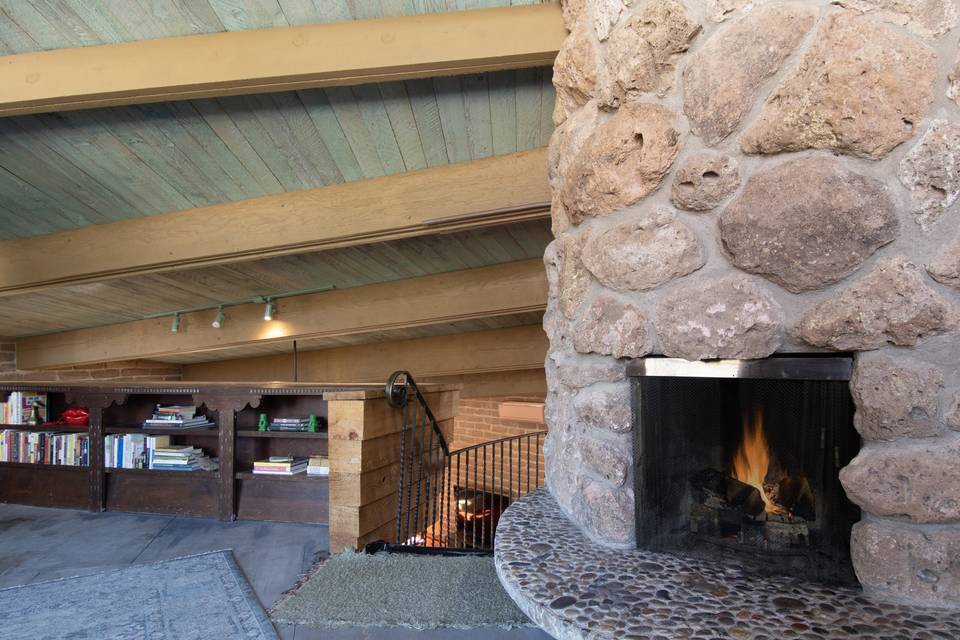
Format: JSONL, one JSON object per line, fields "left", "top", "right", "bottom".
{"left": 66, "top": 392, "right": 128, "bottom": 409}
{"left": 194, "top": 394, "right": 261, "bottom": 413}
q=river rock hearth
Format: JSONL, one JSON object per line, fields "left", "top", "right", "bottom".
{"left": 495, "top": 490, "right": 960, "bottom": 640}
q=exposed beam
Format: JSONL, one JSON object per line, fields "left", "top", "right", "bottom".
{"left": 180, "top": 324, "right": 548, "bottom": 382}
{"left": 0, "top": 4, "right": 564, "bottom": 118}
{"left": 15, "top": 260, "right": 547, "bottom": 370}
{"left": 0, "top": 148, "right": 549, "bottom": 298}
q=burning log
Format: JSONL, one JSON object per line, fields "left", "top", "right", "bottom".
{"left": 777, "top": 475, "right": 815, "bottom": 521}
{"left": 691, "top": 468, "right": 765, "bottom": 517}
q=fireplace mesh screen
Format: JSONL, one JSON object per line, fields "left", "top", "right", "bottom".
{"left": 632, "top": 370, "right": 860, "bottom": 585}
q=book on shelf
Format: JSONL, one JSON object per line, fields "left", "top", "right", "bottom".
{"left": 0, "top": 428, "right": 88, "bottom": 466}
{"left": 105, "top": 434, "right": 170, "bottom": 470}
{"left": 307, "top": 455, "right": 329, "bottom": 476}
{"left": 149, "top": 445, "right": 218, "bottom": 472}
{"left": 267, "top": 417, "right": 311, "bottom": 432}
{"left": 0, "top": 391, "right": 48, "bottom": 425}
{"left": 143, "top": 405, "right": 215, "bottom": 430}
{"left": 253, "top": 456, "right": 308, "bottom": 475}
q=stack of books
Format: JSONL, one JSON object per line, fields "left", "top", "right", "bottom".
{"left": 1, "top": 429, "right": 88, "bottom": 466}
{"left": 253, "top": 456, "right": 308, "bottom": 475}
{"left": 105, "top": 433, "right": 170, "bottom": 469}
{"left": 144, "top": 405, "right": 215, "bottom": 430}
{"left": 150, "top": 445, "right": 218, "bottom": 472}
{"left": 307, "top": 455, "right": 329, "bottom": 476}
{"left": 268, "top": 417, "right": 311, "bottom": 432}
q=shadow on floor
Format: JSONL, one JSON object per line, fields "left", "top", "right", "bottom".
{"left": 0, "top": 504, "right": 550, "bottom": 640}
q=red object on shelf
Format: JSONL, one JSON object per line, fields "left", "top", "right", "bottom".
{"left": 44, "top": 406, "right": 90, "bottom": 427}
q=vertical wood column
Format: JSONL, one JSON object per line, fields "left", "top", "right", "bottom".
{"left": 327, "top": 387, "right": 459, "bottom": 553}
{"left": 88, "top": 407, "right": 104, "bottom": 513}
{"left": 197, "top": 393, "right": 259, "bottom": 523}
{"left": 218, "top": 409, "right": 235, "bottom": 522}
{"left": 70, "top": 392, "right": 126, "bottom": 514}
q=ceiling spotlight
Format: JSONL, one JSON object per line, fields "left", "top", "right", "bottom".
{"left": 264, "top": 299, "right": 275, "bottom": 322}
{"left": 212, "top": 307, "right": 225, "bottom": 329}
{"left": 171, "top": 313, "right": 181, "bottom": 333}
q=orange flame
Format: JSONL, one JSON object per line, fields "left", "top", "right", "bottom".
{"left": 732, "top": 405, "right": 782, "bottom": 514}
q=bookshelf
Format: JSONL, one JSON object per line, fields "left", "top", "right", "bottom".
{"left": 0, "top": 381, "right": 359, "bottom": 525}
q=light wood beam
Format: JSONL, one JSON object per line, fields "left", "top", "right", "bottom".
{"left": 0, "top": 148, "right": 549, "bottom": 298}
{"left": 15, "top": 260, "right": 548, "bottom": 370}
{"left": 180, "top": 324, "right": 548, "bottom": 382}
{"left": 0, "top": 5, "right": 564, "bottom": 118}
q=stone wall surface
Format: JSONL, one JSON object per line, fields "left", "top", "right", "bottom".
{"left": 545, "top": 0, "right": 960, "bottom": 607}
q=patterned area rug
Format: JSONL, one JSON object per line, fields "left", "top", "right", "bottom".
{"left": 0, "top": 550, "right": 277, "bottom": 640}
{"left": 270, "top": 549, "right": 531, "bottom": 629}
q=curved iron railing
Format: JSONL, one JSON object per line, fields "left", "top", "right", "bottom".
{"left": 387, "top": 371, "right": 449, "bottom": 548}
{"left": 386, "top": 371, "right": 545, "bottom": 552}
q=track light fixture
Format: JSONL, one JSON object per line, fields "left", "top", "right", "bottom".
{"left": 145, "top": 284, "right": 334, "bottom": 331}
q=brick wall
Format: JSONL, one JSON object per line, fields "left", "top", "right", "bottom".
{"left": 448, "top": 394, "right": 548, "bottom": 507}
{"left": 451, "top": 394, "right": 548, "bottom": 451}
{"left": 0, "top": 341, "right": 181, "bottom": 382}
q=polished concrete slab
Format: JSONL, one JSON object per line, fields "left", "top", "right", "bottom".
{"left": 0, "top": 504, "right": 550, "bottom": 640}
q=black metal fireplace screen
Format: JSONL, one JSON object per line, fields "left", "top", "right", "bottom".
{"left": 629, "top": 357, "right": 861, "bottom": 585}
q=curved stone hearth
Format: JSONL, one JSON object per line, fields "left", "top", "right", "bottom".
{"left": 494, "top": 489, "right": 960, "bottom": 640}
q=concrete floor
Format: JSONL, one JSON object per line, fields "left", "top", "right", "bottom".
{"left": 0, "top": 503, "right": 551, "bottom": 640}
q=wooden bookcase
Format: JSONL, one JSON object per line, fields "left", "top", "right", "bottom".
{"left": 0, "top": 380, "right": 461, "bottom": 550}
{"left": 0, "top": 382, "right": 348, "bottom": 525}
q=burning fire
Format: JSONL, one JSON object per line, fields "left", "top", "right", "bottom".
{"left": 732, "top": 405, "right": 784, "bottom": 515}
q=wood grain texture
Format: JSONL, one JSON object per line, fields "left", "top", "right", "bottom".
{"left": 0, "top": 217, "right": 551, "bottom": 339}
{"left": 0, "top": 148, "right": 548, "bottom": 296}
{"left": 0, "top": 5, "right": 563, "bottom": 116}
{"left": 0, "top": 69, "right": 553, "bottom": 240}
{"left": 182, "top": 324, "right": 548, "bottom": 383}
{"left": 15, "top": 259, "right": 548, "bottom": 368}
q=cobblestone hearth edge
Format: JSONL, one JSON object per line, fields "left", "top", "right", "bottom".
{"left": 495, "top": 489, "right": 960, "bottom": 640}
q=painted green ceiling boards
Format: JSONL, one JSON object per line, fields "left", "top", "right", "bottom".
{"left": 0, "top": 69, "right": 554, "bottom": 238}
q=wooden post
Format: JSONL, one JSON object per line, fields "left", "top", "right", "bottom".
{"left": 326, "top": 385, "right": 460, "bottom": 553}
{"left": 196, "top": 393, "right": 260, "bottom": 522}
{"left": 69, "top": 392, "right": 127, "bottom": 513}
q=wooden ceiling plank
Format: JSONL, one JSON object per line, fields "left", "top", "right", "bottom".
{"left": 489, "top": 69, "right": 518, "bottom": 156}
{"left": 515, "top": 67, "right": 543, "bottom": 151}
{"left": 462, "top": 73, "right": 493, "bottom": 160}
{"left": 325, "top": 86, "right": 387, "bottom": 178}
{"left": 371, "top": 82, "right": 426, "bottom": 172}
{"left": 15, "top": 258, "right": 548, "bottom": 369}
{"left": 0, "top": 148, "right": 550, "bottom": 296}
{"left": 0, "top": 125, "right": 129, "bottom": 224}
{"left": 351, "top": 84, "right": 407, "bottom": 174}
{"left": 190, "top": 98, "right": 286, "bottom": 195}
{"left": 296, "top": 89, "right": 365, "bottom": 182}
{"left": 0, "top": 4, "right": 564, "bottom": 117}
{"left": 404, "top": 77, "right": 448, "bottom": 167}
{"left": 432, "top": 76, "right": 470, "bottom": 164}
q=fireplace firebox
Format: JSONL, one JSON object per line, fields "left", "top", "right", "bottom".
{"left": 629, "top": 357, "right": 861, "bottom": 585}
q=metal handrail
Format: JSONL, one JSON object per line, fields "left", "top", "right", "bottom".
{"left": 385, "top": 371, "right": 546, "bottom": 552}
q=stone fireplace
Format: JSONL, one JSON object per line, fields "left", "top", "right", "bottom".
{"left": 538, "top": 0, "right": 960, "bottom": 613}
{"left": 631, "top": 356, "right": 861, "bottom": 586}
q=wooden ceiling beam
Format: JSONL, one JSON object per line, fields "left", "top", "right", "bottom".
{"left": 14, "top": 259, "right": 548, "bottom": 370}
{"left": 0, "top": 4, "right": 564, "bottom": 118}
{"left": 0, "top": 148, "right": 549, "bottom": 298}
